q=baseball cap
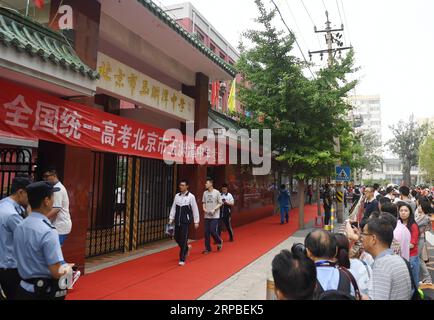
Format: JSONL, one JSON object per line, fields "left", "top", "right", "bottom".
{"left": 11, "top": 177, "right": 32, "bottom": 194}
{"left": 26, "top": 181, "right": 60, "bottom": 203}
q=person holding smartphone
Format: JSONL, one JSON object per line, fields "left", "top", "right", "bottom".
{"left": 219, "top": 184, "right": 235, "bottom": 242}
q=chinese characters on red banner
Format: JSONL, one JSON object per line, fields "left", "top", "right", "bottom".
{"left": 0, "top": 79, "right": 225, "bottom": 164}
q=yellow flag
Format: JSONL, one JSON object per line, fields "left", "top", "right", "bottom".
{"left": 227, "top": 79, "right": 236, "bottom": 112}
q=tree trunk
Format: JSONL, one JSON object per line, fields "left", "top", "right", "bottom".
{"left": 316, "top": 178, "right": 322, "bottom": 217}
{"left": 403, "top": 164, "right": 411, "bottom": 186}
{"left": 298, "top": 179, "right": 305, "bottom": 229}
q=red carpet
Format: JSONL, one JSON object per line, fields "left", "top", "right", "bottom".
{"left": 67, "top": 205, "right": 318, "bottom": 300}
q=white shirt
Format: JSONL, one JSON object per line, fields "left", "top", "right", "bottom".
{"left": 52, "top": 181, "right": 72, "bottom": 235}
{"left": 169, "top": 191, "right": 200, "bottom": 224}
{"left": 202, "top": 189, "right": 222, "bottom": 219}
{"left": 350, "top": 259, "right": 372, "bottom": 296}
{"left": 221, "top": 192, "right": 234, "bottom": 205}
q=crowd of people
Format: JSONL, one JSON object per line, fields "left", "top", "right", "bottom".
{"left": 272, "top": 184, "right": 434, "bottom": 300}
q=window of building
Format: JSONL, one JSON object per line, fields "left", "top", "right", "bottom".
{"left": 220, "top": 53, "right": 226, "bottom": 60}
{"left": 195, "top": 29, "right": 205, "bottom": 43}
{"left": 2, "top": 0, "right": 52, "bottom": 25}
{"left": 210, "top": 43, "right": 216, "bottom": 53}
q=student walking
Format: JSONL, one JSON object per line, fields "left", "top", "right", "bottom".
{"left": 169, "top": 180, "right": 200, "bottom": 266}
{"left": 202, "top": 179, "right": 223, "bottom": 254}
{"left": 218, "top": 184, "right": 235, "bottom": 242}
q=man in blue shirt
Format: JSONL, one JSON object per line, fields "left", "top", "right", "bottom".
{"left": 278, "top": 184, "right": 292, "bottom": 224}
{"left": 14, "top": 181, "right": 70, "bottom": 300}
{"left": 0, "top": 177, "right": 31, "bottom": 300}
{"left": 305, "top": 229, "right": 357, "bottom": 299}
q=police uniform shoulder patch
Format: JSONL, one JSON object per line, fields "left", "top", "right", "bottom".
{"left": 43, "top": 220, "right": 56, "bottom": 229}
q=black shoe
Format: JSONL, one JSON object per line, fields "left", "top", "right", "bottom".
{"left": 217, "top": 240, "right": 223, "bottom": 251}
{"left": 230, "top": 238, "right": 234, "bottom": 242}
{"left": 202, "top": 250, "right": 210, "bottom": 255}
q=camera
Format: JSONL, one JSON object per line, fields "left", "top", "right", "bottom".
{"left": 350, "top": 221, "right": 359, "bottom": 229}
{"left": 291, "top": 243, "right": 307, "bottom": 256}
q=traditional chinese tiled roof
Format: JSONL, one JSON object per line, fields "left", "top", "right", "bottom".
{"left": 208, "top": 106, "right": 241, "bottom": 131}
{"left": 137, "top": 0, "right": 237, "bottom": 78}
{"left": 0, "top": 8, "right": 99, "bottom": 80}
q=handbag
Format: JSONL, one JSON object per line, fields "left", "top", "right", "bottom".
{"left": 165, "top": 223, "right": 175, "bottom": 237}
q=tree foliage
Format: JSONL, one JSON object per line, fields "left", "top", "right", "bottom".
{"left": 387, "top": 115, "right": 428, "bottom": 185}
{"left": 419, "top": 126, "right": 434, "bottom": 183}
{"left": 236, "top": 0, "right": 358, "bottom": 181}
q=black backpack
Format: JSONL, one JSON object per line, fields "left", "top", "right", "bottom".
{"left": 314, "top": 266, "right": 362, "bottom": 300}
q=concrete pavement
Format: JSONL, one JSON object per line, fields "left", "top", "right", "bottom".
{"left": 198, "top": 221, "right": 315, "bottom": 300}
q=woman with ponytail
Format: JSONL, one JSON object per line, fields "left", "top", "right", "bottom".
{"left": 335, "top": 233, "right": 371, "bottom": 296}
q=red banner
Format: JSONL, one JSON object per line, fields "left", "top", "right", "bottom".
{"left": 0, "top": 79, "right": 227, "bottom": 164}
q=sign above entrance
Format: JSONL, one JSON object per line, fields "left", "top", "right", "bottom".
{"left": 96, "top": 53, "right": 195, "bottom": 122}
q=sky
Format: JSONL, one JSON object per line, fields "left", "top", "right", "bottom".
{"left": 158, "top": 0, "right": 434, "bottom": 144}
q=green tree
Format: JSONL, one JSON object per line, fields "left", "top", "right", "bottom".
{"left": 387, "top": 115, "right": 428, "bottom": 186}
{"left": 419, "top": 127, "right": 434, "bottom": 184}
{"left": 236, "top": 0, "right": 357, "bottom": 227}
{"left": 347, "top": 129, "right": 383, "bottom": 183}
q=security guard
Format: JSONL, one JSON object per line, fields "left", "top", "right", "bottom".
{"left": 169, "top": 179, "right": 200, "bottom": 266}
{"left": 0, "top": 177, "right": 31, "bottom": 300}
{"left": 13, "top": 181, "right": 71, "bottom": 300}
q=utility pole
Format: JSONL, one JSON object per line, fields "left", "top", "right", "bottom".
{"left": 309, "top": 11, "right": 352, "bottom": 225}
{"left": 309, "top": 11, "right": 352, "bottom": 67}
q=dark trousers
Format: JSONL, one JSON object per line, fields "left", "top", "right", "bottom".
{"left": 324, "top": 204, "right": 332, "bottom": 225}
{"left": 205, "top": 219, "right": 222, "bottom": 251}
{"left": 15, "top": 285, "right": 66, "bottom": 301}
{"left": 0, "top": 268, "right": 21, "bottom": 300}
{"left": 218, "top": 214, "right": 234, "bottom": 241}
{"left": 174, "top": 223, "right": 189, "bottom": 262}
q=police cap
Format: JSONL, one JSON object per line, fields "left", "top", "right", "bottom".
{"left": 26, "top": 181, "right": 60, "bottom": 204}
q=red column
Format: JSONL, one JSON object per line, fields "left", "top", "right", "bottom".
{"left": 180, "top": 73, "right": 209, "bottom": 240}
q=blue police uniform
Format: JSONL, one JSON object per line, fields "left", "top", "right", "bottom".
{"left": 13, "top": 211, "right": 66, "bottom": 300}
{"left": 0, "top": 197, "right": 24, "bottom": 299}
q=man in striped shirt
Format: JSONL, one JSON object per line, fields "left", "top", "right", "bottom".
{"left": 362, "top": 218, "right": 412, "bottom": 300}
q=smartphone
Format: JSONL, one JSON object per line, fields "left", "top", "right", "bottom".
{"left": 350, "top": 221, "right": 359, "bottom": 229}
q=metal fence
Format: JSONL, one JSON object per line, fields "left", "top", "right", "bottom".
{"left": 0, "top": 148, "right": 35, "bottom": 199}
{"left": 86, "top": 152, "right": 174, "bottom": 258}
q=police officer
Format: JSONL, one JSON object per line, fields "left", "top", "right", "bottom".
{"left": 169, "top": 180, "right": 200, "bottom": 266}
{"left": 0, "top": 177, "right": 31, "bottom": 300}
{"left": 13, "top": 181, "right": 72, "bottom": 300}
{"left": 218, "top": 184, "right": 235, "bottom": 242}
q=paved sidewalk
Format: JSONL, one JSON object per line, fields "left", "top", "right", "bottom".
{"left": 198, "top": 221, "right": 314, "bottom": 300}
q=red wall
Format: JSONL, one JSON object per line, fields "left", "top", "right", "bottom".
{"left": 61, "top": 146, "right": 93, "bottom": 273}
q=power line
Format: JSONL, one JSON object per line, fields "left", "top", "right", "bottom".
{"left": 334, "top": 0, "right": 348, "bottom": 47}
{"left": 335, "top": 0, "right": 343, "bottom": 25}
{"left": 340, "top": 0, "right": 352, "bottom": 45}
{"left": 321, "top": 0, "right": 328, "bottom": 12}
{"left": 283, "top": 0, "right": 310, "bottom": 55}
{"left": 300, "top": 0, "right": 322, "bottom": 48}
{"left": 270, "top": 0, "right": 316, "bottom": 79}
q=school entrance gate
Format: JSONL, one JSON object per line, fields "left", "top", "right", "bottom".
{"left": 86, "top": 152, "right": 175, "bottom": 257}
